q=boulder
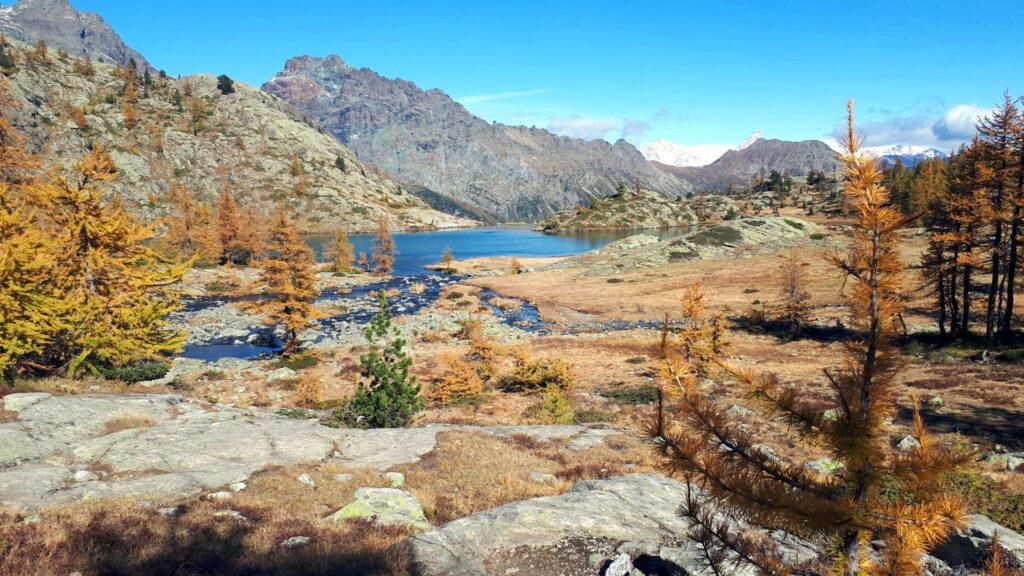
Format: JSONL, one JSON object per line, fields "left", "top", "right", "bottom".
{"left": 400, "top": 474, "right": 817, "bottom": 576}
{"left": 931, "top": 514, "right": 1024, "bottom": 569}
{"left": 266, "top": 367, "right": 298, "bottom": 384}
{"left": 326, "top": 487, "right": 430, "bottom": 532}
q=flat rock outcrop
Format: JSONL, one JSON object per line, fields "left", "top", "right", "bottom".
{"left": 551, "top": 216, "right": 823, "bottom": 276}
{"left": 536, "top": 188, "right": 697, "bottom": 233}
{"left": 0, "top": 393, "right": 617, "bottom": 510}
{"left": 402, "top": 474, "right": 819, "bottom": 576}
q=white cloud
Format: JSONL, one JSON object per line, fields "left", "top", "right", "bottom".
{"left": 456, "top": 88, "right": 549, "bottom": 104}
{"left": 546, "top": 113, "right": 660, "bottom": 141}
{"left": 828, "top": 103, "right": 991, "bottom": 152}
{"left": 546, "top": 115, "right": 620, "bottom": 140}
{"left": 933, "top": 104, "right": 989, "bottom": 141}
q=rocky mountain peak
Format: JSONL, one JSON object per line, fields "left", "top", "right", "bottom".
{"left": 264, "top": 56, "right": 691, "bottom": 221}
{"left": 0, "top": 0, "right": 150, "bottom": 68}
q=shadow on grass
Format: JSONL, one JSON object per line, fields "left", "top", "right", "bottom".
{"left": 730, "top": 315, "right": 859, "bottom": 344}
{"left": 897, "top": 405, "right": 1024, "bottom": 452}
{"left": 0, "top": 506, "right": 411, "bottom": 576}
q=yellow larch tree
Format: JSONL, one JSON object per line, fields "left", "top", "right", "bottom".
{"left": 371, "top": 215, "right": 395, "bottom": 275}
{"left": 330, "top": 230, "right": 355, "bottom": 274}
{"left": 778, "top": 250, "right": 812, "bottom": 336}
{"left": 254, "top": 208, "right": 317, "bottom": 352}
{"left": 0, "top": 183, "right": 64, "bottom": 381}
{"left": 34, "top": 147, "right": 188, "bottom": 375}
{"left": 647, "top": 101, "right": 973, "bottom": 576}
{"left": 216, "top": 188, "right": 241, "bottom": 264}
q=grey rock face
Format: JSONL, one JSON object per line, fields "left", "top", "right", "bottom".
{"left": 401, "top": 474, "right": 818, "bottom": 576}
{"left": 0, "top": 0, "right": 150, "bottom": 68}
{"left": 931, "top": 514, "right": 1024, "bottom": 569}
{"left": 2, "top": 39, "right": 472, "bottom": 234}
{"left": 0, "top": 393, "right": 614, "bottom": 509}
{"left": 263, "top": 55, "right": 691, "bottom": 222}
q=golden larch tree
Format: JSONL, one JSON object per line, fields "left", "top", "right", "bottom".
{"left": 778, "top": 250, "right": 812, "bottom": 336}
{"left": 647, "top": 101, "right": 973, "bottom": 576}
{"left": 34, "top": 147, "right": 187, "bottom": 375}
{"left": 330, "top": 231, "right": 355, "bottom": 274}
{"left": 255, "top": 209, "right": 317, "bottom": 352}
{"left": 371, "top": 215, "right": 395, "bottom": 275}
{"left": 216, "top": 188, "right": 241, "bottom": 264}
{"left": 440, "top": 246, "right": 454, "bottom": 273}
{"left": 0, "top": 183, "right": 63, "bottom": 381}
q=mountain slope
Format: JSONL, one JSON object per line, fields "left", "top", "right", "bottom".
{"left": 263, "top": 55, "right": 691, "bottom": 222}
{"left": 653, "top": 138, "right": 839, "bottom": 192}
{"left": 0, "top": 0, "right": 150, "bottom": 69}
{"left": 1, "top": 38, "right": 470, "bottom": 233}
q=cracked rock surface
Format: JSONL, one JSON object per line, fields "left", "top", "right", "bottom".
{"left": 0, "top": 393, "right": 616, "bottom": 510}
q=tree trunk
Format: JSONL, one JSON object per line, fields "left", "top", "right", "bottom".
{"left": 986, "top": 219, "right": 1002, "bottom": 340}
{"left": 1000, "top": 159, "right": 1024, "bottom": 337}
{"left": 937, "top": 270, "right": 947, "bottom": 336}
{"left": 961, "top": 263, "right": 972, "bottom": 336}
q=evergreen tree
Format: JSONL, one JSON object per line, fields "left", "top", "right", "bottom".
{"left": 255, "top": 209, "right": 316, "bottom": 351}
{"left": 216, "top": 74, "right": 235, "bottom": 95}
{"left": 0, "top": 41, "right": 15, "bottom": 71}
{"left": 371, "top": 215, "right": 395, "bottom": 275}
{"left": 334, "top": 155, "right": 346, "bottom": 173}
{"left": 647, "top": 101, "right": 972, "bottom": 576}
{"left": 36, "top": 147, "right": 187, "bottom": 375}
{"left": 347, "top": 292, "right": 422, "bottom": 427}
{"left": 330, "top": 231, "right": 354, "bottom": 274}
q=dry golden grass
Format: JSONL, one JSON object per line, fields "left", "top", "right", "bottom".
{"left": 103, "top": 413, "right": 159, "bottom": 434}
{"left": 0, "top": 495, "right": 412, "bottom": 576}
{"left": 397, "top": 431, "right": 657, "bottom": 524}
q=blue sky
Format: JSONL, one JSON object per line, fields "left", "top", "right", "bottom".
{"left": 73, "top": 0, "right": 1024, "bottom": 151}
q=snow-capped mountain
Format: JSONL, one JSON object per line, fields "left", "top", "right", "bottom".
{"left": 638, "top": 130, "right": 763, "bottom": 167}
{"left": 823, "top": 140, "right": 949, "bottom": 168}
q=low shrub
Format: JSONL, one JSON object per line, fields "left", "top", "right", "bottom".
{"left": 292, "top": 375, "right": 322, "bottom": 407}
{"left": 606, "top": 278, "right": 623, "bottom": 284}
{"left": 625, "top": 356, "right": 647, "bottom": 365}
{"left": 601, "top": 385, "right": 659, "bottom": 405}
{"left": 537, "top": 384, "right": 573, "bottom": 424}
{"left": 499, "top": 352, "right": 575, "bottom": 392}
{"left": 995, "top": 348, "right": 1024, "bottom": 363}
{"left": 98, "top": 363, "right": 169, "bottom": 384}
{"left": 810, "top": 233, "right": 828, "bottom": 240}
{"left": 573, "top": 409, "right": 613, "bottom": 424}
{"left": 273, "top": 353, "right": 319, "bottom": 371}
{"left": 426, "top": 353, "right": 484, "bottom": 406}
{"left": 445, "top": 291, "right": 464, "bottom": 300}
{"left": 454, "top": 316, "right": 486, "bottom": 341}
{"left": 690, "top": 225, "right": 743, "bottom": 247}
